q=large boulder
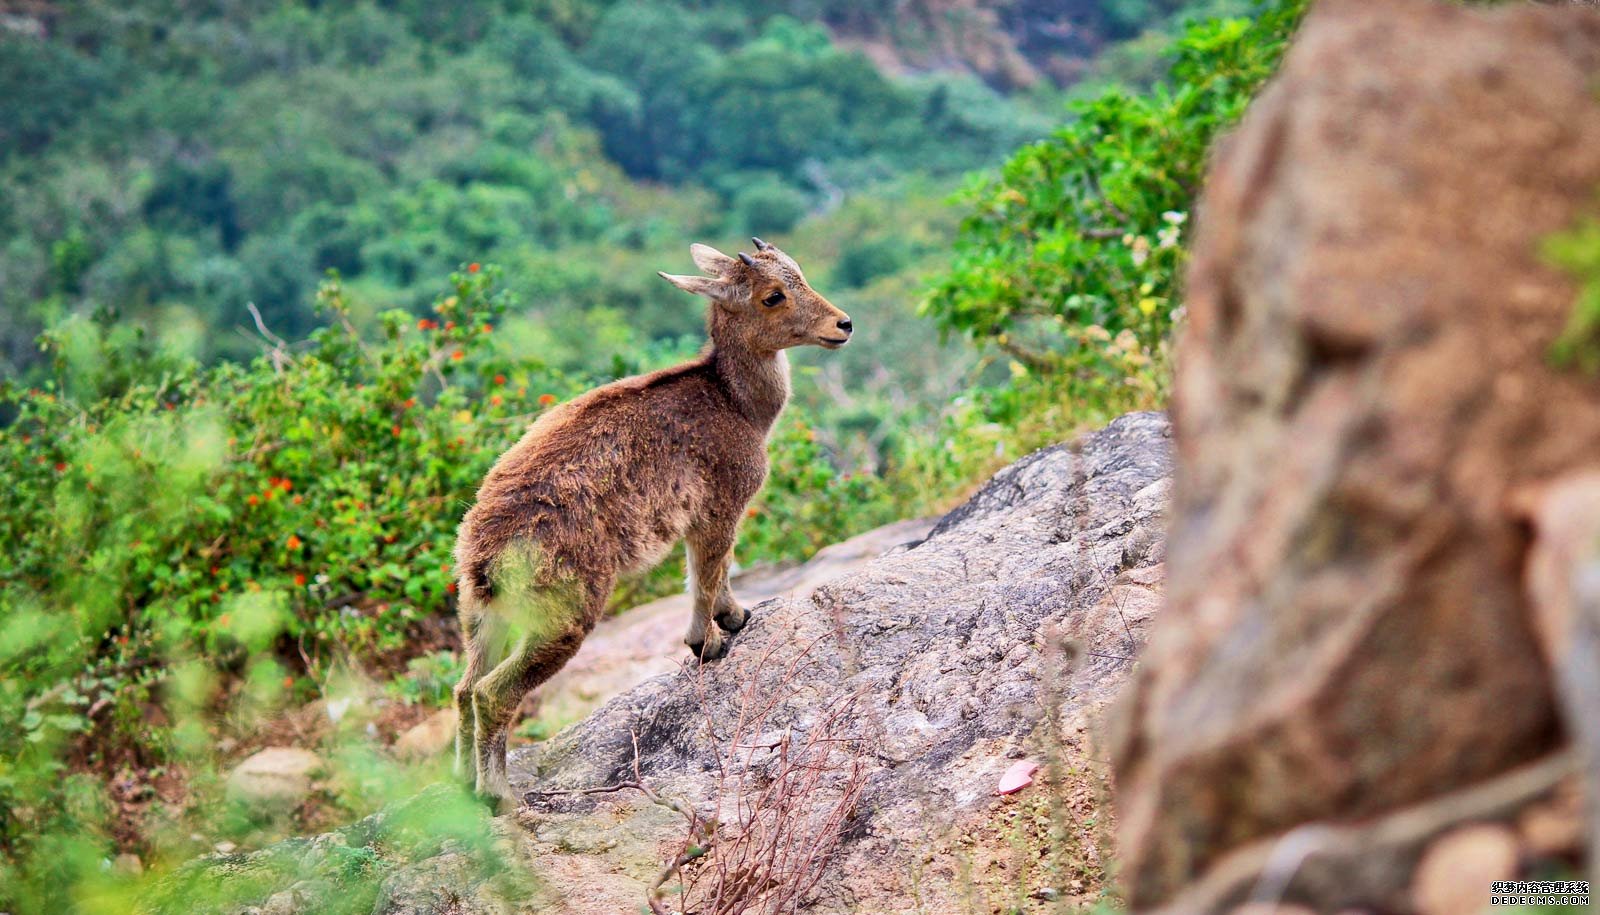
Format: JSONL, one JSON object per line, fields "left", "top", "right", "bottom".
{"left": 511, "top": 410, "right": 1173, "bottom": 913}
{"left": 1109, "top": 0, "right": 1600, "bottom": 910}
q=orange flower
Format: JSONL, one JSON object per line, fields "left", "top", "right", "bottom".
{"left": 746, "top": 507, "right": 760, "bottom": 519}
{"left": 490, "top": 394, "right": 503, "bottom": 406}
{"left": 248, "top": 494, "right": 259, "bottom": 506}
{"left": 445, "top": 581, "right": 458, "bottom": 594}
{"left": 294, "top": 573, "right": 307, "bottom": 586}
{"left": 286, "top": 534, "right": 302, "bottom": 550}
{"left": 392, "top": 424, "right": 402, "bottom": 436}
{"left": 279, "top": 478, "right": 292, "bottom": 491}
{"left": 481, "top": 324, "right": 492, "bottom": 334}
{"left": 493, "top": 373, "right": 506, "bottom": 385}
{"left": 538, "top": 393, "right": 557, "bottom": 406}
{"left": 445, "top": 321, "right": 456, "bottom": 331}
{"left": 452, "top": 350, "right": 465, "bottom": 361}
{"left": 442, "top": 563, "right": 452, "bottom": 575}
{"left": 467, "top": 262, "right": 481, "bottom": 274}
{"left": 404, "top": 398, "right": 417, "bottom": 409}
{"left": 292, "top": 494, "right": 303, "bottom": 505}
{"left": 282, "top": 676, "right": 295, "bottom": 689}
{"left": 418, "top": 318, "right": 435, "bottom": 331}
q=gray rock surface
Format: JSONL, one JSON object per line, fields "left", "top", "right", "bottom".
{"left": 513, "top": 410, "right": 1172, "bottom": 913}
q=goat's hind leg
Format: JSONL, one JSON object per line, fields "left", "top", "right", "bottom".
{"left": 470, "top": 591, "right": 589, "bottom": 811}
{"left": 453, "top": 602, "right": 507, "bottom": 786}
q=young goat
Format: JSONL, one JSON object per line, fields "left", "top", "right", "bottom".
{"left": 451, "top": 239, "right": 853, "bottom": 806}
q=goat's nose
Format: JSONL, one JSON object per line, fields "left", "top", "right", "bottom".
{"left": 837, "top": 318, "right": 853, "bottom": 334}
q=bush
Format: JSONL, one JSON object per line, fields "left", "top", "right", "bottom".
{"left": 921, "top": 1, "right": 1306, "bottom": 376}
{"left": 0, "top": 260, "right": 953, "bottom": 905}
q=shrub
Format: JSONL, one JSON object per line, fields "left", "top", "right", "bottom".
{"left": 921, "top": 1, "right": 1306, "bottom": 376}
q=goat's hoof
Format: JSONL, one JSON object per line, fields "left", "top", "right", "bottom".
{"left": 687, "top": 636, "right": 727, "bottom": 662}
{"left": 474, "top": 787, "right": 518, "bottom": 816}
{"left": 715, "top": 606, "right": 749, "bottom": 633}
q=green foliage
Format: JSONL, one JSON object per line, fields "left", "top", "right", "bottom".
{"left": 0, "top": 259, "right": 960, "bottom": 897}
{"left": 922, "top": 1, "right": 1306, "bottom": 377}
{"left": 1547, "top": 216, "right": 1600, "bottom": 372}
{"left": 0, "top": 0, "right": 1050, "bottom": 380}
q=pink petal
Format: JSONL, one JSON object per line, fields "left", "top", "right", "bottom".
{"left": 996, "top": 760, "right": 1040, "bottom": 795}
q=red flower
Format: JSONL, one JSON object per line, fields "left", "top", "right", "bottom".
{"left": 286, "top": 534, "right": 302, "bottom": 550}
{"left": 248, "top": 494, "right": 259, "bottom": 506}
{"left": 403, "top": 398, "right": 416, "bottom": 410}
{"left": 538, "top": 393, "right": 557, "bottom": 406}
{"left": 292, "top": 494, "right": 303, "bottom": 505}
{"left": 392, "top": 424, "right": 402, "bottom": 436}
{"left": 445, "top": 581, "right": 458, "bottom": 594}
{"left": 467, "top": 262, "right": 481, "bottom": 274}
{"left": 493, "top": 373, "right": 506, "bottom": 385}
{"left": 418, "top": 318, "right": 436, "bottom": 331}
{"left": 53, "top": 462, "right": 66, "bottom": 472}
{"left": 490, "top": 394, "right": 503, "bottom": 406}
{"left": 294, "top": 573, "right": 307, "bottom": 586}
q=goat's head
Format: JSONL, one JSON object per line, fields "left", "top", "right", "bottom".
{"left": 659, "top": 238, "right": 853, "bottom": 353}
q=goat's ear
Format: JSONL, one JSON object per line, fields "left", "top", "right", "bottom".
{"left": 658, "top": 271, "right": 725, "bottom": 298}
{"left": 689, "top": 243, "right": 738, "bottom": 277}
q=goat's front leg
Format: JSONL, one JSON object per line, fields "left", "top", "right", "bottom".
{"left": 686, "top": 526, "right": 743, "bottom": 661}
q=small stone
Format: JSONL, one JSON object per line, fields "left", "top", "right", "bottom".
{"left": 1411, "top": 824, "right": 1518, "bottom": 915}
{"left": 997, "top": 760, "right": 1040, "bottom": 795}
{"left": 112, "top": 853, "right": 143, "bottom": 875}
{"left": 214, "top": 840, "right": 237, "bottom": 854}
{"left": 1518, "top": 793, "right": 1583, "bottom": 856}
{"left": 226, "top": 747, "right": 322, "bottom": 807}
{"left": 395, "top": 707, "right": 459, "bottom": 760}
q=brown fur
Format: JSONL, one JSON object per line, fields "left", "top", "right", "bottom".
{"left": 450, "top": 239, "right": 852, "bottom": 804}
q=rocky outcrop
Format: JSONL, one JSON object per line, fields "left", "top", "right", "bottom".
{"left": 513, "top": 410, "right": 1172, "bottom": 913}
{"left": 528, "top": 517, "right": 939, "bottom": 735}
{"left": 1109, "top": 0, "right": 1600, "bottom": 911}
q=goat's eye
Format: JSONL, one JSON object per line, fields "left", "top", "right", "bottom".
{"left": 762, "top": 291, "right": 785, "bottom": 307}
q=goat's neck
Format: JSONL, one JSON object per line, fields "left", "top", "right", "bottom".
{"left": 710, "top": 343, "right": 789, "bottom": 430}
